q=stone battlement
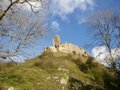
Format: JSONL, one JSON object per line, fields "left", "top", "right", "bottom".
{"left": 44, "top": 35, "right": 88, "bottom": 57}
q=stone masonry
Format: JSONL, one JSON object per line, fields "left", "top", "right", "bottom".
{"left": 44, "top": 35, "right": 88, "bottom": 57}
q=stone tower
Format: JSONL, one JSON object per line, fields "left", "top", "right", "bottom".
{"left": 53, "top": 35, "right": 61, "bottom": 48}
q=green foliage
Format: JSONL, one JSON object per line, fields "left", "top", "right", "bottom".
{"left": 68, "top": 77, "right": 103, "bottom": 90}
{"left": 103, "top": 71, "right": 119, "bottom": 90}
{"left": 72, "top": 56, "right": 99, "bottom": 73}
{"left": 0, "top": 73, "right": 24, "bottom": 85}
{"left": 0, "top": 52, "right": 119, "bottom": 90}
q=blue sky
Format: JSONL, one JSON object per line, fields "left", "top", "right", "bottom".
{"left": 40, "top": 0, "right": 120, "bottom": 54}
{"left": 19, "top": 0, "right": 120, "bottom": 63}
{"left": 0, "top": 0, "right": 120, "bottom": 62}
{"left": 18, "top": 0, "right": 120, "bottom": 60}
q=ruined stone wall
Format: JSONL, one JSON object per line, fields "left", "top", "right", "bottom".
{"left": 58, "top": 43, "right": 88, "bottom": 56}
{"left": 53, "top": 35, "right": 61, "bottom": 47}
{"left": 44, "top": 35, "right": 88, "bottom": 57}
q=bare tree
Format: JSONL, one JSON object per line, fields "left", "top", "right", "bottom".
{"left": 87, "top": 10, "right": 120, "bottom": 70}
{"left": 0, "top": 0, "right": 48, "bottom": 61}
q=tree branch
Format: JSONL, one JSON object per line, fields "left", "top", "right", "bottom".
{"left": 0, "top": 0, "right": 19, "bottom": 21}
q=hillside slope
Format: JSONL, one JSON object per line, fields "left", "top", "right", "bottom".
{"left": 0, "top": 52, "right": 120, "bottom": 90}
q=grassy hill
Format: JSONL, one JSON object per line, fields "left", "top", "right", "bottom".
{"left": 0, "top": 52, "right": 120, "bottom": 90}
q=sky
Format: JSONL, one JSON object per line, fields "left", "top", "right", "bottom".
{"left": 0, "top": 0, "right": 120, "bottom": 63}
{"left": 41, "top": 0, "right": 120, "bottom": 52}
{"left": 35, "top": 0, "right": 120, "bottom": 65}
{"left": 50, "top": 0, "right": 120, "bottom": 47}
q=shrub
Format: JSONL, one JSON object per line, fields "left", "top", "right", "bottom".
{"left": 0, "top": 72, "right": 25, "bottom": 86}
{"left": 68, "top": 77, "right": 103, "bottom": 90}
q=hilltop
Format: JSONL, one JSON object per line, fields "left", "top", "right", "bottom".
{"left": 44, "top": 35, "right": 88, "bottom": 58}
{"left": 0, "top": 35, "right": 120, "bottom": 90}
{"left": 0, "top": 51, "right": 120, "bottom": 90}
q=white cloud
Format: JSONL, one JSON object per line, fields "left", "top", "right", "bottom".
{"left": 51, "top": 21, "right": 60, "bottom": 31}
{"left": 50, "top": 0, "right": 94, "bottom": 19}
{"left": 92, "top": 46, "right": 120, "bottom": 66}
{"left": 78, "top": 17, "right": 87, "bottom": 24}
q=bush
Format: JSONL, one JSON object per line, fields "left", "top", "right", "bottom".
{"left": 103, "top": 72, "right": 119, "bottom": 90}
{"left": 0, "top": 62, "right": 16, "bottom": 72}
{"left": 0, "top": 72, "right": 24, "bottom": 86}
{"left": 68, "top": 77, "right": 103, "bottom": 90}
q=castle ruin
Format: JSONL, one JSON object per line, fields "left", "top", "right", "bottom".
{"left": 44, "top": 35, "right": 88, "bottom": 57}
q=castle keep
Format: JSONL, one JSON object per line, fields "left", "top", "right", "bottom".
{"left": 45, "top": 35, "right": 88, "bottom": 57}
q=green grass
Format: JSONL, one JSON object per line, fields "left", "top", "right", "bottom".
{"left": 0, "top": 52, "right": 119, "bottom": 90}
